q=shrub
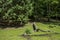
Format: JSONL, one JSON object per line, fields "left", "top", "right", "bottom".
{"left": 25, "top": 29, "right": 31, "bottom": 34}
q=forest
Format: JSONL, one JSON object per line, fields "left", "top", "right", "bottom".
{"left": 0, "top": 0, "right": 60, "bottom": 26}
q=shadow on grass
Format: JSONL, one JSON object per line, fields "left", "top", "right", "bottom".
{"left": 40, "top": 21, "right": 60, "bottom": 26}
{"left": 0, "top": 23, "right": 25, "bottom": 29}
{"left": 20, "top": 32, "right": 60, "bottom": 37}
{"left": 30, "top": 17, "right": 60, "bottom": 26}
{"left": 19, "top": 32, "right": 60, "bottom": 40}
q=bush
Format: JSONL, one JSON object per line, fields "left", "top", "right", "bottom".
{"left": 0, "top": 0, "right": 33, "bottom": 26}
{"left": 25, "top": 29, "right": 31, "bottom": 34}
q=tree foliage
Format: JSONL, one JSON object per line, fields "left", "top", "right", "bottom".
{"left": 33, "top": 0, "right": 60, "bottom": 21}
{"left": 0, "top": 0, "right": 33, "bottom": 24}
{"left": 0, "top": 0, "right": 60, "bottom": 26}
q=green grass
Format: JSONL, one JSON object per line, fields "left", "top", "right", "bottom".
{"left": 0, "top": 22, "right": 60, "bottom": 40}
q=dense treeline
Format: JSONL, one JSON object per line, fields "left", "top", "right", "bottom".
{"left": 33, "top": 0, "right": 60, "bottom": 21}
{"left": 0, "top": 0, "right": 60, "bottom": 26}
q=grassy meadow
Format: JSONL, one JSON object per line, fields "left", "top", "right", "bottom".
{"left": 0, "top": 22, "right": 60, "bottom": 40}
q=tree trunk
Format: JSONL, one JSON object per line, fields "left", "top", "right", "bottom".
{"left": 48, "top": 18, "right": 50, "bottom": 22}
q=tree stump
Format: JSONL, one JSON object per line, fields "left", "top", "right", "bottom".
{"left": 32, "top": 22, "right": 37, "bottom": 32}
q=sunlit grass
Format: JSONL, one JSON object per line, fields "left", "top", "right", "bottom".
{"left": 0, "top": 22, "right": 60, "bottom": 40}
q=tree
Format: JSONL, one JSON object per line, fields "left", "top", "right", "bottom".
{"left": 0, "top": 0, "right": 34, "bottom": 25}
